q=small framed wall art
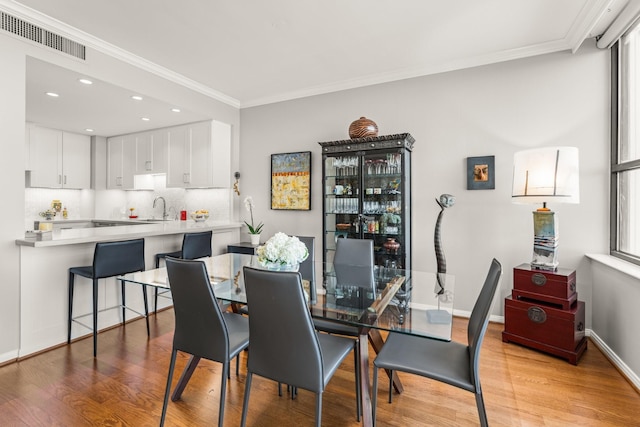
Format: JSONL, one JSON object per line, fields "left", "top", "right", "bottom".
{"left": 271, "top": 151, "right": 312, "bottom": 210}
{"left": 467, "top": 155, "right": 495, "bottom": 190}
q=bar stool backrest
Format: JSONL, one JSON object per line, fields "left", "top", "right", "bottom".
{"left": 181, "top": 231, "right": 213, "bottom": 260}
{"left": 93, "top": 238, "right": 145, "bottom": 279}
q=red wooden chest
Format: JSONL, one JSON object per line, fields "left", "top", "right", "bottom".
{"left": 502, "top": 296, "right": 587, "bottom": 365}
{"left": 502, "top": 296, "right": 586, "bottom": 365}
{"left": 512, "top": 264, "right": 577, "bottom": 309}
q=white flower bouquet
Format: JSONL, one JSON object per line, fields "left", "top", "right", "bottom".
{"left": 257, "top": 232, "right": 309, "bottom": 269}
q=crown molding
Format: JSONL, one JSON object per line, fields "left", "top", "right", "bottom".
{"left": 0, "top": 0, "right": 240, "bottom": 108}
{"left": 566, "top": 0, "right": 613, "bottom": 52}
{"left": 241, "top": 39, "right": 572, "bottom": 108}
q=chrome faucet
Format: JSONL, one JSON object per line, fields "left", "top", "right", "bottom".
{"left": 153, "top": 196, "right": 168, "bottom": 220}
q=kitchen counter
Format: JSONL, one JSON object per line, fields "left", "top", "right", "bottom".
{"left": 16, "top": 219, "right": 242, "bottom": 358}
{"left": 16, "top": 220, "right": 242, "bottom": 247}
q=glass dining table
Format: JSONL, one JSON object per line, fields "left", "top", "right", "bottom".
{"left": 119, "top": 253, "right": 455, "bottom": 427}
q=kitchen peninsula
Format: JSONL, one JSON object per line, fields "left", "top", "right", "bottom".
{"left": 16, "top": 220, "right": 241, "bottom": 358}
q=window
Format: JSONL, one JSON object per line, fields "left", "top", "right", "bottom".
{"left": 612, "top": 25, "right": 640, "bottom": 265}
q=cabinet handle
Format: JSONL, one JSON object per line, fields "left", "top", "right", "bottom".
{"left": 183, "top": 173, "right": 190, "bottom": 183}
{"left": 146, "top": 160, "right": 152, "bottom": 171}
{"left": 527, "top": 306, "right": 547, "bottom": 324}
{"left": 531, "top": 273, "right": 547, "bottom": 286}
{"left": 58, "top": 174, "right": 62, "bottom": 184}
{"left": 63, "top": 175, "right": 67, "bottom": 185}
{"left": 577, "top": 322, "right": 584, "bottom": 332}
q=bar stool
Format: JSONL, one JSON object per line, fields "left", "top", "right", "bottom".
{"left": 153, "top": 230, "right": 213, "bottom": 313}
{"left": 68, "top": 238, "right": 147, "bottom": 357}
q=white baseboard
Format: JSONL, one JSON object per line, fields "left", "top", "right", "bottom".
{"left": 0, "top": 349, "right": 19, "bottom": 365}
{"left": 589, "top": 330, "right": 640, "bottom": 392}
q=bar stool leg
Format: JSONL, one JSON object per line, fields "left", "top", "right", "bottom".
{"left": 92, "top": 278, "right": 98, "bottom": 358}
{"left": 68, "top": 272, "right": 75, "bottom": 344}
{"left": 121, "top": 280, "right": 127, "bottom": 326}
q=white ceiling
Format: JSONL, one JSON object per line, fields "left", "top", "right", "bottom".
{"left": 3, "top": 0, "right": 626, "bottom": 137}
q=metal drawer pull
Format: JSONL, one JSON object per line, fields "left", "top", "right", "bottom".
{"left": 531, "top": 273, "right": 547, "bottom": 286}
{"left": 577, "top": 322, "right": 584, "bottom": 332}
{"left": 527, "top": 306, "right": 547, "bottom": 323}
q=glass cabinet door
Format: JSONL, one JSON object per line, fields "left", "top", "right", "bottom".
{"left": 323, "top": 153, "right": 361, "bottom": 264}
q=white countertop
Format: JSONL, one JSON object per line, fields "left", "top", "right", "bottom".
{"left": 16, "top": 219, "right": 242, "bottom": 247}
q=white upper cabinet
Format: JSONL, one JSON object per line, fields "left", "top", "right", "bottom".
{"left": 107, "top": 135, "right": 135, "bottom": 189}
{"left": 167, "top": 120, "right": 231, "bottom": 189}
{"left": 26, "top": 124, "right": 90, "bottom": 189}
{"left": 135, "top": 130, "right": 168, "bottom": 174}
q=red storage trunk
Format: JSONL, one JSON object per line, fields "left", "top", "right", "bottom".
{"left": 512, "top": 264, "right": 577, "bottom": 309}
{"left": 502, "top": 296, "right": 586, "bottom": 365}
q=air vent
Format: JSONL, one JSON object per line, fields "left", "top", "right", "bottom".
{"left": 1, "top": 11, "right": 85, "bottom": 60}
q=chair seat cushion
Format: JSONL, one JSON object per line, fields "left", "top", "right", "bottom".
{"left": 69, "top": 265, "right": 93, "bottom": 279}
{"left": 317, "top": 332, "right": 355, "bottom": 384}
{"left": 223, "top": 312, "right": 250, "bottom": 358}
{"left": 313, "top": 318, "right": 359, "bottom": 337}
{"left": 374, "top": 332, "right": 474, "bottom": 392}
{"left": 156, "top": 250, "right": 182, "bottom": 260}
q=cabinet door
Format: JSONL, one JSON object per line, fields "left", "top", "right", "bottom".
{"left": 135, "top": 132, "right": 153, "bottom": 173}
{"left": 62, "top": 132, "right": 90, "bottom": 189}
{"left": 28, "top": 125, "right": 62, "bottom": 188}
{"left": 167, "top": 125, "right": 189, "bottom": 187}
{"left": 211, "top": 120, "right": 231, "bottom": 187}
{"left": 188, "top": 121, "right": 212, "bottom": 188}
{"left": 151, "top": 129, "right": 168, "bottom": 174}
{"left": 107, "top": 136, "right": 135, "bottom": 189}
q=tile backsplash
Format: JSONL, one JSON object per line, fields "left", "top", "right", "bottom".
{"left": 25, "top": 187, "right": 231, "bottom": 230}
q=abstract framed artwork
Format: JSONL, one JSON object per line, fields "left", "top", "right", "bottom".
{"left": 271, "top": 151, "right": 312, "bottom": 210}
{"left": 467, "top": 155, "right": 495, "bottom": 190}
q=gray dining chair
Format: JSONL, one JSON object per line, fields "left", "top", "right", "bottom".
{"left": 160, "top": 257, "right": 249, "bottom": 427}
{"left": 312, "top": 237, "right": 375, "bottom": 419}
{"left": 153, "top": 230, "right": 213, "bottom": 313}
{"left": 68, "top": 238, "right": 147, "bottom": 357}
{"left": 372, "top": 258, "right": 502, "bottom": 427}
{"left": 241, "top": 266, "right": 357, "bottom": 427}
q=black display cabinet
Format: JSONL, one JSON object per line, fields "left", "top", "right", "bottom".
{"left": 318, "top": 133, "right": 413, "bottom": 271}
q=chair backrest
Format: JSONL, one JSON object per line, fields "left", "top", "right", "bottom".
{"left": 243, "top": 266, "right": 325, "bottom": 393}
{"left": 166, "top": 257, "right": 230, "bottom": 362}
{"left": 333, "top": 238, "right": 376, "bottom": 291}
{"left": 296, "top": 236, "right": 316, "bottom": 303}
{"left": 93, "top": 238, "right": 145, "bottom": 279}
{"left": 467, "top": 258, "right": 502, "bottom": 384}
{"left": 181, "top": 231, "right": 213, "bottom": 260}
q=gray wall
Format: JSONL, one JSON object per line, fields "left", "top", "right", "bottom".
{"left": 239, "top": 39, "right": 610, "bottom": 320}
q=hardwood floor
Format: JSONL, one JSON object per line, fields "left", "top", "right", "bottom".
{"left": 1, "top": 310, "right": 638, "bottom": 426}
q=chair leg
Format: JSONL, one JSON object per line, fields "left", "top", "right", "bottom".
{"left": 219, "top": 362, "right": 228, "bottom": 427}
{"left": 372, "top": 367, "right": 379, "bottom": 427}
{"left": 475, "top": 390, "right": 489, "bottom": 427}
{"left": 67, "top": 272, "right": 75, "bottom": 344}
{"left": 315, "top": 392, "right": 323, "bottom": 427}
{"left": 236, "top": 354, "right": 240, "bottom": 376}
{"left": 92, "top": 278, "right": 98, "bottom": 358}
{"left": 154, "top": 287, "right": 159, "bottom": 315}
{"left": 354, "top": 341, "right": 361, "bottom": 421}
{"left": 120, "top": 280, "right": 127, "bottom": 326}
{"left": 388, "top": 369, "right": 393, "bottom": 403}
{"left": 240, "top": 372, "right": 253, "bottom": 427}
{"left": 141, "top": 283, "right": 150, "bottom": 336}
{"left": 160, "top": 348, "right": 178, "bottom": 427}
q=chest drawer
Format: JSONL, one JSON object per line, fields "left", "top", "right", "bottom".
{"left": 513, "top": 264, "right": 576, "bottom": 300}
{"left": 504, "top": 296, "right": 585, "bottom": 352}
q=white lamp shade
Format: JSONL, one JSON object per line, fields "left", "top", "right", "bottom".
{"left": 512, "top": 147, "right": 579, "bottom": 205}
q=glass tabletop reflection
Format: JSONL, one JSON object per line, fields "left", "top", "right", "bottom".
{"left": 119, "top": 253, "right": 455, "bottom": 341}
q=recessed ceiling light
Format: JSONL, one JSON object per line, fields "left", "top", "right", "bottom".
{"left": 78, "top": 78, "right": 93, "bottom": 85}
{"left": 171, "top": 108, "right": 181, "bottom": 113}
{"left": 131, "top": 95, "right": 143, "bottom": 101}
{"left": 141, "top": 117, "right": 150, "bottom": 121}
{"left": 45, "top": 92, "right": 59, "bottom": 97}
{"left": 85, "top": 128, "right": 94, "bottom": 132}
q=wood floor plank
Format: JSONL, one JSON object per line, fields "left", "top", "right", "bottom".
{"left": 1, "top": 310, "right": 638, "bottom": 426}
